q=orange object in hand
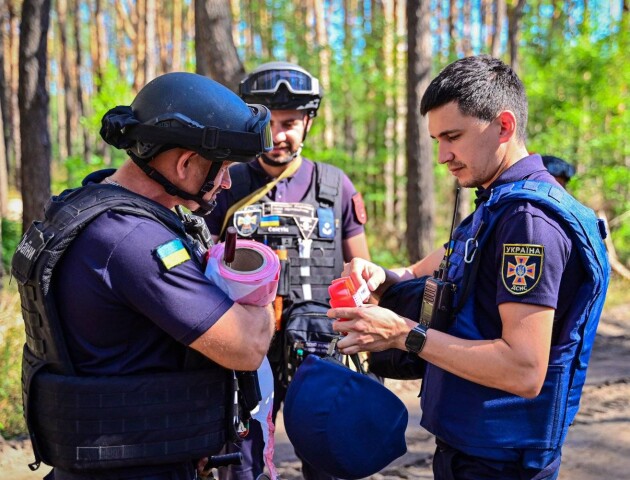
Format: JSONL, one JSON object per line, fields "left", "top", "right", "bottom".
{"left": 328, "top": 276, "right": 369, "bottom": 321}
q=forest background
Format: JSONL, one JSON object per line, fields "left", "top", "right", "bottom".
{"left": 0, "top": 0, "right": 629, "bottom": 438}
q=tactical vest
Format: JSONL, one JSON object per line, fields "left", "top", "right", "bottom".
{"left": 11, "top": 184, "right": 233, "bottom": 473}
{"left": 420, "top": 180, "right": 610, "bottom": 469}
{"left": 226, "top": 161, "right": 345, "bottom": 304}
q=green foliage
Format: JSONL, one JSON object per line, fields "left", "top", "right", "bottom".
{"left": 85, "top": 63, "right": 135, "bottom": 133}
{"left": 1, "top": 219, "right": 21, "bottom": 272}
{"left": 366, "top": 229, "right": 408, "bottom": 269}
{"left": 53, "top": 154, "right": 122, "bottom": 193}
{"left": 572, "top": 165, "right": 630, "bottom": 264}
{"left": 522, "top": 5, "right": 629, "bottom": 263}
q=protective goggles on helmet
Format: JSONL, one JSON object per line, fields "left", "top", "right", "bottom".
{"left": 110, "top": 104, "right": 272, "bottom": 163}
{"left": 240, "top": 68, "right": 321, "bottom": 97}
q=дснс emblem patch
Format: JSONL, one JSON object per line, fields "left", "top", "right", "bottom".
{"left": 501, "top": 244, "right": 544, "bottom": 295}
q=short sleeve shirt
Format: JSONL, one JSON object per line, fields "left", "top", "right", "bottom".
{"left": 205, "top": 158, "right": 365, "bottom": 240}
{"left": 473, "top": 154, "right": 586, "bottom": 343}
{"left": 54, "top": 183, "right": 233, "bottom": 376}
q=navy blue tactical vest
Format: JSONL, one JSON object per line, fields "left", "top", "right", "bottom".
{"left": 225, "top": 161, "right": 344, "bottom": 305}
{"left": 11, "top": 184, "right": 232, "bottom": 473}
{"left": 420, "top": 180, "right": 610, "bottom": 469}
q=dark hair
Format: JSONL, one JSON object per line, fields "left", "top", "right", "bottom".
{"left": 420, "top": 55, "right": 528, "bottom": 142}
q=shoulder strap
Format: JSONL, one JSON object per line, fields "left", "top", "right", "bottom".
{"left": 314, "top": 161, "right": 343, "bottom": 206}
{"left": 220, "top": 157, "right": 303, "bottom": 236}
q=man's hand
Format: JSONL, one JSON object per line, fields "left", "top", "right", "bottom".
{"left": 342, "top": 258, "right": 387, "bottom": 297}
{"left": 327, "top": 304, "right": 414, "bottom": 355}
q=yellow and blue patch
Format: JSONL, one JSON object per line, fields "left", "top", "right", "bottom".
{"left": 155, "top": 238, "right": 191, "bottom": 270}
{"left": 260, "top": 215, "right": 280, "bottom": 227}
{"left": 501, "top": 244, "right": 544, "bottom": 295}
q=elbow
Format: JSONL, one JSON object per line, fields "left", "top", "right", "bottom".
{"left": 506, "top": 369, "right": 546, "bottom": 399}
{"left": 238, "top": 339, "right": 270, "bottom": 371}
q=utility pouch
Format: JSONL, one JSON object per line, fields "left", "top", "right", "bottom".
{"left": 235, "top": 370, "right": 262, "bottom": 414}
{"left": 281, "top": 300, "right": 340, "bottom": 387}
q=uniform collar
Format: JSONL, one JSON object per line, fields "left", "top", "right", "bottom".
{"left": 83, "top": 169, "right": 117, "bottom": 185}
{"left": 475, "top": 154, "right": 549, "bottom": 206}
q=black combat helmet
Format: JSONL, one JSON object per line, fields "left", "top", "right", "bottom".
{"left": 101, "top": 72, "right": 272, "bottom": 163}
{"left": 99, "top": 72, "right": 272, "bottom": 214}
{"left": 239, "top": 61, "right": 322, "bottom": 117}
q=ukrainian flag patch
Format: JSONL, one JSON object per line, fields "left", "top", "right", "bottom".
{"left": 155, "top": 238, "right": 191, "bottom": 270}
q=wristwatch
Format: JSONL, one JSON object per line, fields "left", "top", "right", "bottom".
{"left": 405, "top": 324, "right": 428, "bottom": 354}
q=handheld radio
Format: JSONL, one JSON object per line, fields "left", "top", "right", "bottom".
{"left": 419, "top": 188, "right": 460, "bottom": 332}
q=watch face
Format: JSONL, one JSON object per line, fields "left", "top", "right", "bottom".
{"left": 405, "top": 325, "right": 427, "bottom": 353}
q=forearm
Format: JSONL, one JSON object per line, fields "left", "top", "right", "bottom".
{"left": 191, "top": 303, "right": 275, "bottom": 371}
{"left": 420, "top": 329, "right": 546, "bottom": 398}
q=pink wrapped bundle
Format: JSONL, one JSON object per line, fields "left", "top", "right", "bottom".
{"left": 205, "top": 239, "right": 280, "bottom": 306}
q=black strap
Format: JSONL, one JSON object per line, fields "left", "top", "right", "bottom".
{"left": 126, "top": 123, "right": 264, "bottom": 157}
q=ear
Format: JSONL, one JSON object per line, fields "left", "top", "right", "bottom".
{"left": 304, "top": 115, "right": 313, "bottom": 134}
{"left": 174, "top": 150, "right": 196, "bottom": 180}
{"left": 497, "top": 110, "right": 517, "bottom": 145}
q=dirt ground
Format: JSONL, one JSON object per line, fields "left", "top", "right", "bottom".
{"left": 2, "top": 304, "right": 629, "bottom": 480}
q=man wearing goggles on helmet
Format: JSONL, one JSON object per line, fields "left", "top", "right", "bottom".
{"left": 205, "top": 62, "right": 371, "bottom": 480}
{"left": 11, "top": 72, "right": 276, "bottom": 480}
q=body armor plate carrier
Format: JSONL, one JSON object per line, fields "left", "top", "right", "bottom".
{"left": 11, "top": 184, "right": 233, "bottom": 473}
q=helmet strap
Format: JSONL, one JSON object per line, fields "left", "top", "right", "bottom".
{"left": 129, "top": 154, "right": 220, "bottom": 215}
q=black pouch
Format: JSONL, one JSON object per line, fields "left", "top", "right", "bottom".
{"left": 281, "top": 300, "right": 340, "bottom": 387}
{"left": 367, "top": 276, "right": 429, "bottom": 380}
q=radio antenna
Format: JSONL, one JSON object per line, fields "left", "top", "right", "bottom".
{"left": 440, "top": 187, "right": 461, "bottom": 280}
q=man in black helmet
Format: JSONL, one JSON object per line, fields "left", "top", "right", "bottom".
{"left": 205, "top": 62, "right": 370, "bottom": 480}
{"left": 11, "top": 72, "right": 275, "bottom": 480}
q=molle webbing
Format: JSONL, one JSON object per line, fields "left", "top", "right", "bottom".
{"left": 30, "top": 369, "right": 231, "bottom": 471}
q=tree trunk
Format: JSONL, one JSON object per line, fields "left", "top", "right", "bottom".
{"left": 145, "top": 0, "right": 157, "bottom": 81}
{"left": 194, "top": 0, "right": 245, "bottom": 92}
{"left": 172, "top": 0, "right": 183, "bottom": 71}
{"left": 395, "top": 0, "right": 407, "bottom": 235}
{"left": 0, "top": 0, "right": 8, "bottom": 218}
{"left": 507, "top": 0, "right": 526, "bottom": 73}
{"left": 133, "top": 0, "right": 147, "bottom": 92}
{"left": 491, "top": 0, "right": 505, "bottom": 57}
{"left": 382, "top": 0, "right": 395, "bottom": 235}
{"left": 342, "top": 0, "right": 357, "bottom": 156}
{"left": 57, "top": 0, "right": 77, "bottom": 159}
{"left": 313, "top": 0, "right": 334, "bottom": 149}
{"left": 71, "top": 0, "right": 90, "bottom": 159}
{"left": 18, "top": 0, "right": 51, "bottom": 232}
{"left": 8, "top": 3, "right": 21, "bottom": 188}
{"left": 406, "top": 0, "right": 434, "bottom": 263}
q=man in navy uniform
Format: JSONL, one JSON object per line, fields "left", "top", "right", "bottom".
{"left": 330, "top": 55, "right": 609, "bottom": 480}
{"left": 12, "top": 72, "right": 275, "bottom": 480}
{"left": 205, "top": 61, "right": 370, "bottom": 480}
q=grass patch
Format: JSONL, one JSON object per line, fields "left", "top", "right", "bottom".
{"left": 0, "top": 279, "right": 27, "bottom": 438}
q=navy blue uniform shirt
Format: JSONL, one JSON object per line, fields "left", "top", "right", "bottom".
{"left": 54, "top": 171, "right": 233, "bottom": 375}
{"left": 473, "top": 154, "right": 586, "bottom": 344}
